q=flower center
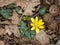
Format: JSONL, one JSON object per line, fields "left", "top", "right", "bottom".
{"left": 34, "top": 22, "right": 39, "bottom": 28}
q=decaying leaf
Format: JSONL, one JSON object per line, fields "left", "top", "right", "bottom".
{"left": 0, "top": 21, "right": 11, "bottom": 24}
{"left": 4, "top": 25, "right": 12, "bottom": 35}
{"left": 16, "top": 0, "right": 40, "bottom": 15}
{"left": 35, "top": 30, "right": 50, "bottom": 45}
{"left": 0, "top": 0, "right": 16, "bottom": 7}
{"left": 9, "top": 25, "right": 20, "bottom": 37}
{"left": 10, "top": 10, "right": 20, "bottom": 25}
{"left": 56, "top": 40, "right": 60, "bottom": 45}
{"left": 0, "top": 40, "right": 5, "bottom": 45}
{"left": 0, "top": 28, "right": 4, "bottom": 35}
{"left": 49, "top": 5, "right": 59, "bottom": 16}
{"left": 58, "top": 0, "right": 60, "bottom": 6}
{"left": 4, "top": 25, "right": 20, "bottom": 37}
{"left": 0, "top": 0, "right": 40, "bottom": 15}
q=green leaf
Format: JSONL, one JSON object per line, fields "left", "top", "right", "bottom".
{"left": 19, "top": 21, "right": 28, "bottom": 31}
{"left": 39, "top": 7, "right": 46, "bottom": 15}
{"left": 15, "top": 6, "right": 21, "bottom": 14}
{"left": 19, "top": 21, "right": 26, "bottom": 26}
{"left": 0, "top": 9, "right": 12, "bottom": 19}
{"left": 19, "top": 27, "right": 24, "bottom": 31}
{"left": 19, "top": 27, "right": 27, "bottom": 31}
{"left": 24, "top": 26, "right": 28, "bottom": 30}
{"left": 30, "top": 30, "right": 36, "bottom": 38}
{"left": 25, "top": 31, "right": 31, "bottom": 40}
{"left": 20, "top": 31, "right": 25, "bottom": 37}
{"left": 30, "top": 35, "right": 34, "bottom": 39}
{"left": 19, "top": 21, "right": 35, "bottom": 40}
{"left": 7, "top": 3, "right": 16, "bottom": 9}
{"left": 30, "top": 30, "right": 36, "bottom": 35}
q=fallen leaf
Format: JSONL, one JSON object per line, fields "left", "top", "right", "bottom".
{"left": 4, "top": 25, "right": 12, "bottom": 35}
{"left": 35, "top": 30, "right": 50, "bottom": 45}
{"left": 56, "top": 40, "right": 60, "bottom": 45}
{"left": 0, "top": 0, "right": 16, "bottom": 7}
{"left": 4, "top": 25, "right": 20, "bottom": 37}
{"left": 16, "top": 0, "right": 40, "bottom": 15}
{"left": 0, "top": 40, "right": 5, "bottom": 45}
{"left": 0, "top": 28, "right": 4, "bottom": 35}
{"left": 50, "top": 42, "right": 56, "bottom": 45}
{"left": 9, "top": 25, "right": 20, "bottom": 37}
{"left": 58, "top": 0, "right": 60, "bottom": 6}
{"left": 10, "top": 10, "right": 20, "bottom": 25}
{"left": 0, "top": 21, "right": 11, "bottom": 24}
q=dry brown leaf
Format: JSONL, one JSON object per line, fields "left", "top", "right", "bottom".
{"left": 35, "top": 30, "right": 50, "bottom": 45}
{"left": 0, "top": 40, "right": 5, "bottom": 45}
{"left": 45, "top": 0, "right": 54, "bottom": 5}
{"left": 49, "top": 5, "right": 59, "bottom": 16}
{"left": 0, "top": 0, "right": 40, "bottom": 15}
{"left": 0, "top": 21, "right": 11, "bottom": 24}
{"left": 56, "top": 40, "right": 60, "bottom": 45}
{"left": 8, "top": 25, "right": 20, "bottom": 37}
{"left": 0, "top": 28, "right": 4, "bottom": 35}
{"left": 48, "top": 21, "right": 58, "bottom": 30}
{"left": 0, "top": 0, "right": 16, "bottom": 7}
{"left": 4, "top": 25, "right": 12, "bottom": 35}
{"left": 58, "top": 0, "right": 60, "bottom": 6}
{"left": 16, "top": 0, "right": 40, "bottom": 15}
{"left": 10, "top": 10, "right": 20, "bottom": 25}
{"left": 43, "top": 13, "right": 54, "bottom": 23}
{"left": 4, "top": 25, "right": 20, "bottom": 37}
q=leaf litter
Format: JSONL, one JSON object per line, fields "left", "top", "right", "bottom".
{"left": 0, "top": 0, "right": 60, "bottom": 45}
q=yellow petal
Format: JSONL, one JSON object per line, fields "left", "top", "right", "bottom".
{"left": 31, "top": 23, "right": 34, "bottom": 26}
{"left": 36, "top": 28, "right": 40, "bottom": 34}
{"left": 31, "top": 27, "right": 35, "bottom": 30}
{"left": 39, "top": 19, "right": 42, "bottom": 22}
{"left": 39, "top": 26, "right": 45, "bottom": 29}
{"left": 35, "top": 16, "right": 38, "bottom": 22}
{"left": 31, "top": 18, "right": 35, "bottom": 23}
{"left": 39, "top": 22, "right": 44, "bottom": 25}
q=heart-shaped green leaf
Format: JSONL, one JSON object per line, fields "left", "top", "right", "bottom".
{"left": 25, "top": 31, "right": 31, "bottom": 40}
{"left": 15, "top": 6, "right": 21, "bottom": 14}
{"left": 39, "top": 7, "right": 46, "bottom": 15}
{"left": 20, "top": 31, "right": 25, "bottom": 37}
{"left": 7, "top": 3, "right": 16, "bottom": 9}
{"left": 0, "top": 9, "right": 12, "bottom": 19}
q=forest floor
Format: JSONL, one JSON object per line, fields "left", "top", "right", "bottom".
{"left": 0, "top": 0, "right": 60, "bottom": 45}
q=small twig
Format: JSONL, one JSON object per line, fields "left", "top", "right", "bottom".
{"left": 32, "top": 12, "right": 39, "bottom": 18}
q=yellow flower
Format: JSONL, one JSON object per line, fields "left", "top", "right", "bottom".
{"left": 31, "top": 16, "right": 45, "bottom": 34}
